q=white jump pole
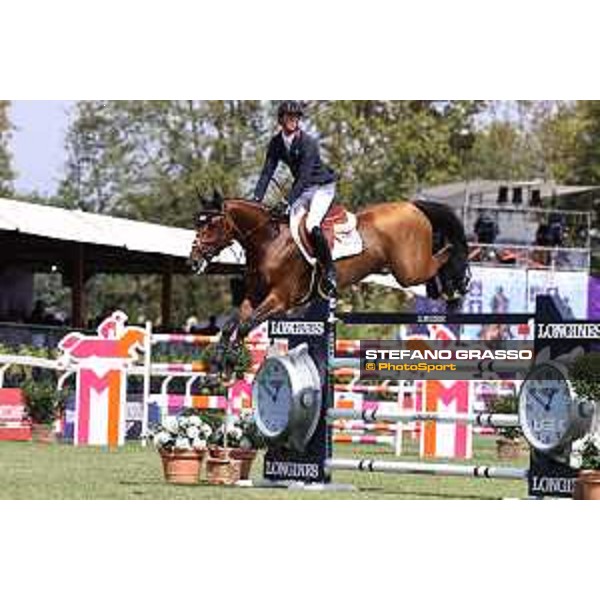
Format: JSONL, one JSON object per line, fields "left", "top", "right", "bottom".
{"left": 327, "top": 458, "right": 527, "bottom": 480}
{"left": 327, "top": 408, "right": 519, "bottom": 428}
{"left": 141, "top": 320, "right": 153, "bottom": 447}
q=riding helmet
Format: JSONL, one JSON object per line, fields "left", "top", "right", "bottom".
{"left": 277, "top": 101, "right": 304, "bottom": 122}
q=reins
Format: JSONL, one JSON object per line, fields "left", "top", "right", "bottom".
{"left": 222, "top": 202, "right": 277, "bottom": 246}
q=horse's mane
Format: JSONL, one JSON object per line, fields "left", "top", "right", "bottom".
{"left": 223, "top": 198, "right": 269, "bottom": 215}
{"left": 224, "top": 198, "right": 285, "bottom": 225}
{"left": 222, "top": 198, "right": 286, "bottom": 241}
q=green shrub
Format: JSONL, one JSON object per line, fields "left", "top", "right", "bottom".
{"left": 490, "top": 394, "right": 521, "bottom": 440}
{"left": 570, "top": 353, "right": 600, "bottom": 404}
{"left": 22, "top": 379, "right": 68, "bottom": 425}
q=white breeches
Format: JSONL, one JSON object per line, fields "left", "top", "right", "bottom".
{"left": 290, "top": 183, "right": 336, "bottom": 231}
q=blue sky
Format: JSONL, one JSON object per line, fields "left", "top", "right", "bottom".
{"left": 9, "top": 100, "right": 73, "bottom": 195}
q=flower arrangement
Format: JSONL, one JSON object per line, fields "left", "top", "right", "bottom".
{"left": 152, "top": 412, "right": 213, "bottom": 452}
{"left": 210, "top": 410, "right": 265, "bottom": 450}
{"left": 569, "top": 354, "right": 600, "bottom": 471}
{"left": 573, "top": 433, "right": 600, "bottom": 471}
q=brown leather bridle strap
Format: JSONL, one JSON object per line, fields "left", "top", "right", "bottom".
{"left": 222, "top": 210, "right": 270, "bottom": 246}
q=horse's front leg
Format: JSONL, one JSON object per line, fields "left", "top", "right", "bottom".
{"left": 212, "top": 298, "right": 256, "bottom": 374}
{"left": 238, "top": 291, "right": 288, "bottom": 338}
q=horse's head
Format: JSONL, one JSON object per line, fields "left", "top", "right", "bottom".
{"left": 190, "top": 211, "right": 236, "bottom": 274}
{"left": 189, "top": 191, "right": 273, "bottom": 274}
{"left": 189, "top": 191, "right": 235, "bottom": 274}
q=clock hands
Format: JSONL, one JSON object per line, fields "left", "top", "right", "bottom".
{"left": 545, "top": 388, "right": 558, "bottom": 411}
{"left": 271, "top": 381, "right": 283, "bottom": 403}
{"left": 530, "top": 388, "right": 550, "bottom": 411}
{"left": 262, "top": 383, "right": 278, "bottom": 402}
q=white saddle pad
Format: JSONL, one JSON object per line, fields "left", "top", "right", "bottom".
{"left": 289, "top": 208, "right": 364, "bottom": 266}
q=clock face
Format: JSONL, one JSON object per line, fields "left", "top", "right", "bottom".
{"left": 255, "top": 358, "right": 293, "bottom": 437}
{"left": 519, "top": 363, "right": 572, "bottom": 451}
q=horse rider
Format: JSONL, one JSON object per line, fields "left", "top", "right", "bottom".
{"left": 253, "top": 101, "right": 338, "bottom": 294}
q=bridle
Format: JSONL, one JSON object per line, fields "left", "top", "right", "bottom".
{"left": 192, "top": 203, "right": 272, "bottom": 269}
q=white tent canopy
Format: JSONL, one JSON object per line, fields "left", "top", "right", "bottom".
{"left": 0, "top": 197, "right": 244, "bottom": 266}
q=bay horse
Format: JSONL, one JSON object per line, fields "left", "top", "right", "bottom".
{"left": 189, "top": 194, "right": 469, "bottom": 340}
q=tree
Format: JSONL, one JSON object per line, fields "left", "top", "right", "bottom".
{"left": 307, "top": 100, "right": 485, "bottom": 209}
{"left": 468, "top": 101, "right": 585, "bottom": 184}
{"left": 60, "top": 100, "right": 270, "bottom": 325}
{"left": 572, "top": 101, "right": 600, "bottom": 185}
{"left": 469, "top": 120, "right": 533, "bottom": 180}
{"left": 61, "top": 101, "right": 267, "bottom": 225}
{"left": 0, "top": 100, "right": 15, "bottom": 196}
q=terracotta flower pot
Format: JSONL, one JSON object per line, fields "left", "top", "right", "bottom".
{"left": 573, "top": 470, "right": 600, "bottom": 500}
{"left": 159, "top": 448, "right": 206, "bottom": 485}
{"left": 31, "top": 423, "right": 55, "bottom": 444}
{"left": 496, "top": 438, "right": 522, "bottom": 460}
{"left": 229, "top": 448, "right": 257, "bottom": 480}
{"left": 209, "top": 446, "right": 231, "bottom": 460}
{"left": 205, "top": 456, "right": 241, "bottom": 485}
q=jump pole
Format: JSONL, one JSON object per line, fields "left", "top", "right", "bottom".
{"left": 327, "top": 458, "right": 527, "bottom": 481}
{"left": 328, "top": 408, "right": 519, "bottom": 428}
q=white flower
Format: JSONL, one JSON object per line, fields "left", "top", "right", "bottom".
{"left": 178, "top": 416, "right": 190, "bottom": 428}
{"left": 229, "top": 426, "right": 243, "bottom": 441}
{"left": 188, "top": 415, "right": 202, "bottom": 427}
{"left": 163, "top": 416, "right": 179, "bottom": 434}
{"left": 192, "top": 438, "right": 207, "bottom": 450}
{"left": 175, "top": 437, "right": 192, "bottom": 450}
{"left": 153, "top": 431, "right": 171, "bottom": 449}
{"left": 240, "top": 409, "right": 253, "bottom": 423}
{"left": 239, "top": 437, "right": 252, "bottom": 450}
{"left": 186, "top": 426, "right": 200, "bottom": 439}
{"left": 201, "top": 423, "right": 212, "bottom": 437}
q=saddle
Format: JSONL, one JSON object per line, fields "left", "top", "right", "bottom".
{"left": 291, "top": 204, "right": 362, "bottom": 264}
{"left": 297, "top": 204, "right": 348, "bottom": 254}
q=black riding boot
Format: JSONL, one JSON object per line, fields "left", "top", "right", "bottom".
{"left": 310, "top": 226, "right": 336, "bottom": 297}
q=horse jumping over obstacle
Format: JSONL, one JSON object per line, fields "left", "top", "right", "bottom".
{"left": 189, "top": 194, "right": 470, "bottom": 340}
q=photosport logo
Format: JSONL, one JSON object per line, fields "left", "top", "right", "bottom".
{"left": 360, "top": 340, "right": 534, "bottom": 381}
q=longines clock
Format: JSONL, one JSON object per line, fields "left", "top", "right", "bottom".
{"left": 253, "top": 343, "right": 322, "bottom": 453}
{"left": 519, "top": 362, "right": 594, "bottom": 453}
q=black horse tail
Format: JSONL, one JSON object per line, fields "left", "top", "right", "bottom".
{"left": 413, "top": 199, "right": 471, "bottom": 304}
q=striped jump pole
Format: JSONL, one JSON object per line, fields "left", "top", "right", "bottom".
{"left": 327, "top": 458, "right": 527, "bottom": 480}
{"left": 334, "top": 383, "right": 402, "bottom": 394}
{"left": 332, "top": 434, "right": 396, "bottom": 446}
{"left": 152, "top": 332, "right": 269, "bottom": 348}
{"left": 332, "top": 422, "right": 398, "bottom": 432}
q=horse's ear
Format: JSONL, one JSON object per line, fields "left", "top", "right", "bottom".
{"left": 193, "top": 186, "right": 211, "bottom": 214}
{"left": 212, "top": 189, "right": 224, "bottom": 210}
